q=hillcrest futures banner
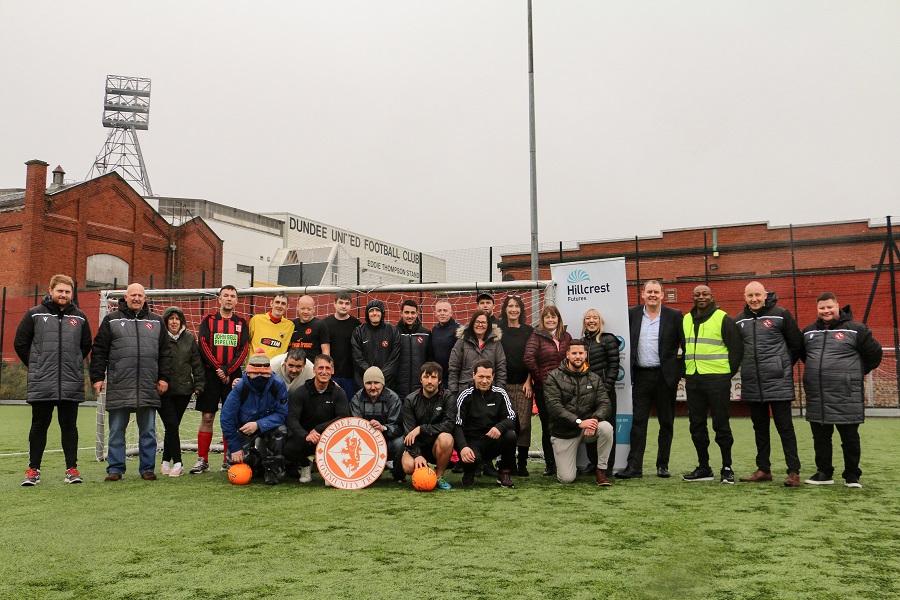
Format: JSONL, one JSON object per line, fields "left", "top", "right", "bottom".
{"left": 551, "top": 258, "right": 631, "bottom": 471}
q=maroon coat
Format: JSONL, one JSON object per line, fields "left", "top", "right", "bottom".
{"left": 524, "top": 328, "right": 572, "bottom": 388}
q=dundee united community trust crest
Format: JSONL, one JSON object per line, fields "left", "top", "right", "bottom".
{"left": 315, "top": 417, "right": 387, "bottom": 490}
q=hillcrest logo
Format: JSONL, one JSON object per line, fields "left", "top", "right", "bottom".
{"left": 565, "top": 269, "right": 610, "bottom": 301}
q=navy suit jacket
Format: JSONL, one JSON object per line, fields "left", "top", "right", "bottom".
{"left": 628, "top": 304, "right": 685, "bottom": 389}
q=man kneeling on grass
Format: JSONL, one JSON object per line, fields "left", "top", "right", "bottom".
{"left": 544, "top": 340, "right": 614, "bottom": 486}
{"left": 220, "top": 348, "right": 289, "bottom": 485}
{"left": 401, "top": 362, "right": 456, "bottom": 490}
{"left": 453, "top": 359, "right": 517, "bottom": 488}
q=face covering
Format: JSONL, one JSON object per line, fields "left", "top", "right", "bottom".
{"left": 247, "top": 376, "right": 269, "bottom": 393}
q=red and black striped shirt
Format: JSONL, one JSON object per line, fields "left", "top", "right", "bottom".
{"left": 198, "top": 312, "right": 249, "bottom": 376}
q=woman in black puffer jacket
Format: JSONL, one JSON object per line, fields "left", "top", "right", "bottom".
{"left": 582, "top": 309, "right": 621, "bottom": 476}
{"left": 160, "top": 306, "right": 205, "bottom": 477}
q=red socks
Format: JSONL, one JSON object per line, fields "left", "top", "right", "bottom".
{"left": 198, "top": 431, "right": 212, "bottom": 461}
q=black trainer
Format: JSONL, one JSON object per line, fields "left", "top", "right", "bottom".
{"left": 804, "top": 471, "right": 835, "bottom": 485}
{"left": 615, "top": 467, "right": 643, "bottom": 479}
{"left": 720, "top": 467, "right": 735, "bottom": 485}
{"left": 682, "top": 466, "right": 715, "bottom": 482}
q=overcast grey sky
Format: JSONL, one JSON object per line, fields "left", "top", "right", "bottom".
{"left": 1, "top": 1, "right": 898, "bottom": 252}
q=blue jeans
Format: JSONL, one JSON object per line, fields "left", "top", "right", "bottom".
{"left": 107, "top": 407, "right": 157, "bottom": 475}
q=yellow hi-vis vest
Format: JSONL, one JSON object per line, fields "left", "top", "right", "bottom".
{"left": 684, "top": 309, "right": 730, "bottom": 375}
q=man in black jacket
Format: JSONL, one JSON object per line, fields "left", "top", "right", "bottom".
{"left": 283, "top": 354, "right": 350, "bottom": 484}
{"left": 454, "top": 359, "right": 517, "bottom": 488}
{"left": 735, "top": 282, "right": 803, "bottom": 487}
{"left": 400, "top": 362, "right": 455, "bottom": 490}
{"left": 430, "top": 299, "right": 459, "bottom": 377}
{"left": 91, "top": 283, "right": 172, "bottom": 482}
{"left": 395, "top": 300, "right": 433, "bottom": 398}
{"left": 802, "top": 292, "right": 882, "bottom": 488}
{"left": 619, "top": 280, "right": 684, "bottom": 479}
{"left": 545, "top": 340, "right": 614, "bottom": 486}
{"left": 351, "top": 299, "right": 401, "bottom": 389}
{"left": 15, "top": 274, "right": 92, "bottom": 486}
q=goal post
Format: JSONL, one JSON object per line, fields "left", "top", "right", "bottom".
{"left": 94, "top": 281, "right": 556, "bottom": 462}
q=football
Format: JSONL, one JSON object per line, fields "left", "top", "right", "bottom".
{"left": 228, "top": 462, "right": 253, "bottom": 485}
{"left": 411, "top": 466, "right": 437, "bottom": 491}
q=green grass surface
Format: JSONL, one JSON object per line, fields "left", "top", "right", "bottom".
{"left": 1, "top": 405, "right": 899, "bottom": 599}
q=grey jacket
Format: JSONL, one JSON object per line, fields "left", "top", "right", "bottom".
{"left": 90, "top": 297, "right": 172, "bottom": 411}
{"left": 14, "top": 294, "right": 92, "bottom": 403}
{"left": 447, "top": 324, "right": 507, "bottom": 392}
{"left": 802, "top": 306, "right": 882, "bottom": 424}
{"left": 735, "top": 292, "right": 802, "bottom": 403}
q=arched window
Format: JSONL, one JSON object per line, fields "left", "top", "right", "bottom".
{"left": 86, "top": 254, "right": 129, "bottom": 288}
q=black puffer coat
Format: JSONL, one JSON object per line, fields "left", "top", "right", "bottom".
{"left": 14, "top": 294, "right": 92, "bottom": 403}
{"left": 544, "top": 360, "right": 610, "bottom": 439}
{"left": 395, "top": 318, "right": 433, "bottom": 398}
{"left": 161, "top": 306, "right": 205, "bottom": 397}
{"left": 350, "top": 300, "right": 401, "bottom": 388}
{"left": 802, "top": 306, "right": 882, "bottom": 425}
{"left": 90, "top": 297, "right": 172, "bottom": 410}
{"left": 735, "top": 292, "right": 802, "bottom": 403}
{"left": 583, "top": 330, "right": 620, "bottom": 397}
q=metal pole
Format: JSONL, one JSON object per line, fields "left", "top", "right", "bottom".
{"left": 884, "top": 216, "right": 900, "bottom": 407}
{"left": 528, "top": 0, "right": 540, "bottom": 323}
{"left": 489, "top": 247, "right": 493, "bottom": 283}
{"left": 0, "top": 287, "right": 5, "bottom": 388}
{"left": 634, "top": 235, "right": 641, "bottom": 305}
{"left": 419, "top": 252, "right": 423, "bottom": 283}
{"left": 357, "top": 258, "right": 361, "bottom": 285}
{"left": 789, "top": 224, "right": 803, "bottom": 416}
{"left": 34, "top": 284, "right": 39, "bottom": 306}
{"left": 703, "top": 231, "right": 709, "bottom": 286}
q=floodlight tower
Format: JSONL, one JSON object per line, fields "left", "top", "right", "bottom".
{"left": 88, "top": 75, "right": 154, "bottom": 196}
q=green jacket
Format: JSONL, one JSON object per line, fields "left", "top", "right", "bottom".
{"left": 544, "top": 360, "right": 610, "bottom": 439}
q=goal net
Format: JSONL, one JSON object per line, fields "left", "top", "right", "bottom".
{"left": 94, "top": 281, "right": 555, "bottom": 462}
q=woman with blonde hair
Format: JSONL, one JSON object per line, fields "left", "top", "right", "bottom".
{"left": 582, "top": 308, "right": 621, "bottom": 477}
{"left": 524, "top": 305, "right": 571, "bottom": 476}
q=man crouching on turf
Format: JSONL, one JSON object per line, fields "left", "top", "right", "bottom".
{"left": 545, "top": 339, "right": 614, "bottom": 486}
{"left": 454, "top": 359, "right": 518, "bottom": 488}
{"left": 220, "top": 348, "right": 288, "bottom": 485}
{"left": 401, "top": 362, "right": 456, "bottom": 490}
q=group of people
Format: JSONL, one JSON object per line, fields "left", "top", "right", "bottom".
{"left": 15, "top": 275, "right": 882, "bottom": 490}
{"left": 621, "top": 280, "right": 882, "bottom": 489}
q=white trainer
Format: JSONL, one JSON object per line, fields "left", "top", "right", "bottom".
{"left": 161, "top": 461, "right": 171, "bottom": 475}
{"left": 298, "top": 466, "right": 312, "bottom": 483}
{"left": 169, "top": 462, "right": 184, "bottom": 477}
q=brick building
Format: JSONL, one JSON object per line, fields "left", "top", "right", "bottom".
{"left": 0, "top": 159, "right": 222, "bottom": 356}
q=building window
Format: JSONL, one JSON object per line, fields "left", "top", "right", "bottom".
{"left": 86, "top": 254, "right": 129, "bottom": 288}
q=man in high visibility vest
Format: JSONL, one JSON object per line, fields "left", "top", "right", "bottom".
{"left": 682, "top": 285, "right": 743, "bottom": 484}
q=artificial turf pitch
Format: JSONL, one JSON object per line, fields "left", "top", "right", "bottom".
{"left": 0, "top": 405, "right": 898, "bottom": 599}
